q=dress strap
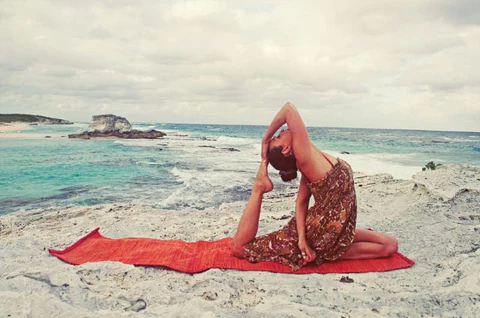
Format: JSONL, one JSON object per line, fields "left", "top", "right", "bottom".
{"left": 321, "top": 152, "right": 334, "bottom": 168}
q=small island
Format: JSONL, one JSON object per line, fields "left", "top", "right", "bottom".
{"left": 0, "top": 114, "right": 73, "bottom": 125}
{"left": 68, "top": 114, "right": 166, "bottom": 139}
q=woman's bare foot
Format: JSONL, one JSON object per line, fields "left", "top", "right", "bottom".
{"left": 253, "top": 161, "right": 273, "bottom": 193}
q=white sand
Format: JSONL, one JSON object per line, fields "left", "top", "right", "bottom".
{"left": 0, "top": 164, "right": 479, "bottom": 317}
{"left": 0, "top": 122, "right": 67, "bottom": 139}
{"left": 0, "top": 133, "right": 67, "bottom": 139}
{"left": 0, "top": 122, "right": 31, "bottom": 132}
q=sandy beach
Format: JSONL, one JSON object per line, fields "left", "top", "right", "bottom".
{"left": 0, "top": 122, "right": 31, "bottom": 132}
{"left": 0, "top": 122, "right": 67, "bottom": 139}
{"left": 0, "top": 164, "right": 479, "bottom": 317}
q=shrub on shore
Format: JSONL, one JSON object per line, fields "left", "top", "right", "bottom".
{"left": 422, "top": 161, "right": 442, "bottom": 171}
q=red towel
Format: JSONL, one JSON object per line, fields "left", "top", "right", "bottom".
{"left": 49, "top": 228, "right": 414, "bottom": 274}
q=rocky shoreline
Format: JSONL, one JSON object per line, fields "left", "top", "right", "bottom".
{"left": 68, "top": 129, "right": 166, "bottom": 139}
{"left": 0, "top": 164, "right": 479, "bottom": 317}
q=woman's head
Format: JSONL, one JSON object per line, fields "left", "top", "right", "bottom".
{"left": 268, "top": 146, "right": 297, "bottom": 181}
{"left": 268, "top": 129, "right": 297, "bottom": 182}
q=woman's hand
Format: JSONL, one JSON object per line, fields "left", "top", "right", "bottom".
{"left": 261, "top": 138, "right": 270, "bottom": 164}
{"left": 298, "top": 238, "right": 316, "bottom": 263}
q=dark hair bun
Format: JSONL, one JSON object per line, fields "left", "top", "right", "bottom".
{"left": 279, "top": 169, "right": 297, "bottom": 182}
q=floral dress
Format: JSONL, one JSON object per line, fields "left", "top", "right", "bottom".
{"left": 244, "top": 158, "right": 357, "bottom": 271}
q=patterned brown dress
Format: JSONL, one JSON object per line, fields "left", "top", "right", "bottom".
{"left": 244, "top": 157, "right": 357, "bottom": 271}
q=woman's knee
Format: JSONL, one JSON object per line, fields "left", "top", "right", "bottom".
{"left": 382, "top": 236, "right": 398, "bottom": 257}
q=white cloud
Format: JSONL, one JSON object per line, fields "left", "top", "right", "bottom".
{"left": 0, "top": 0, "right": 478, "bottom": 131}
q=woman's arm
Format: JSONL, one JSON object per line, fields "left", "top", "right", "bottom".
{"left": 295, "top": 175, "right": 316, "bottom": 263}
{"left": 261, "top": 102, "right": 312, "bottom": 164}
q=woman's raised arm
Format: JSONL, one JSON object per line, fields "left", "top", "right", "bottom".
{"left": 261, "top": 102, "right": 311, "bottom": 164}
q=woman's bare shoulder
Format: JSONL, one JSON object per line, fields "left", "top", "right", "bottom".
{"left": 298, "top": 145, "right": 338, "bottom": 182}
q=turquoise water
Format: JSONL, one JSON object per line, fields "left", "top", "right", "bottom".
{"left": 1, "top": 123, "right": 479, "bottom": 215}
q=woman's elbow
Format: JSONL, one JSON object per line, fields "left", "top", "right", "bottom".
{"left": 283, "top": 102, "right": 297, "bottom": 113}
{"left": 295, "top": 198, "right": 310, "bottom": 211}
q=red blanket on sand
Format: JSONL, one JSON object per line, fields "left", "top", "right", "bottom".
{"left": 49, "top": 228, "right": 415, "bottom": 274}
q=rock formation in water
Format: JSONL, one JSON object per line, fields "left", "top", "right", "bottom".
{"left": 69, "top": 114, "right": 166, "bottom": 139}
{"left": 69, "top": 129, "right": 166, "bottom": 139}
{"left": 88, "top": 114, "right": 132, "bottom": 132}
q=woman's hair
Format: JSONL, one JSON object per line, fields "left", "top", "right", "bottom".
{"left": 268, "top": 146, "right": 297, "bottom": 182}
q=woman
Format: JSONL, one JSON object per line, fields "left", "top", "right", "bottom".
{"left": 232, "top": 102, "right": 398, "bottom": 271}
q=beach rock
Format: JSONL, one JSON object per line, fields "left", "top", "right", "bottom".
{"left": 198, "top": 145, "right": 240, "bottom": 152}
{"left": 412, "top": 164, "right": 480, "bottom": 200}
{"left": 88, "top": 114, "right": 132, "bottom": 132}
{"left": 68, "top": 129, "right": 166, "bottom": 139}
{"left": 1, "top": 164, "right": 479, "bottom": 317}
{"left": 340, "top": 276, "right": 354, "bottom": 283}
{"left": 69, "top": 114, "right": 166, "bottom": 139}
{"left": 124, "top": 299, "right": 147, "bottom": 312}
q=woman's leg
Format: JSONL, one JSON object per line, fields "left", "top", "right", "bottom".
{"left": 232, "top": 161, "right": 273, "bottom": 258}
{"left": 338, "top": 229, "right": 398, "bottom": 260}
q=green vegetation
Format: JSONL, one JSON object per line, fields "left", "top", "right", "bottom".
{"left": 0, "top": 114, "right": 72, "bottom": 124}
{"left": 0, "top": 114, "right": 40, "bottom": 123}
{"left": 422, "top": 161, "right": 442, "bottom": 171}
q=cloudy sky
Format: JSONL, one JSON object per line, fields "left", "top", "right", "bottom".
{"left": 1, "top": 0, "right": 479, "bottom": 131}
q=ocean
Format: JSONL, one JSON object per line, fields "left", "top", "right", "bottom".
{"left": 1, "top": 123, "right": 479, "bottom": 215}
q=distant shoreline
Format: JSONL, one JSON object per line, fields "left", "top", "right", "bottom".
{"left": 0, "top": 113, "right": 73, "bottom": 125}
{"left": 0, "top": 122, "right": 67, "bottom": 139}
{"left": 0, "top": 114, "right": 73, "bottom": 139}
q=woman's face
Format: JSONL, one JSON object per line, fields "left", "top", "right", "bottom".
{"left": 269, "top": 129, "right": 291, "bottom": 151}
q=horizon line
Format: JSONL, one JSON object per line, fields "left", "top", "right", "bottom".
{"left": 69, "top": 120, "right": 480, "bottom": 134}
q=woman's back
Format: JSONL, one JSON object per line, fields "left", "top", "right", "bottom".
{"left": 298, "top": 143, "right": 339, "bottom": 184}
